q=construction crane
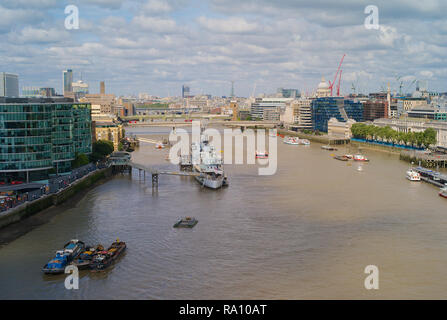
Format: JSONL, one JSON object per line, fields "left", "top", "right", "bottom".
{"left": 329, "top": 54, "right": 346, "bottom": 96}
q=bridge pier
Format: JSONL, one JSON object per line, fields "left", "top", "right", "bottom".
{"left": 152, "top": 173, "right": 159, "bottom": 188}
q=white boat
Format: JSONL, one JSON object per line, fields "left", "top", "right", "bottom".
{"left": 406, "top": 169, "right": 421, "bottom": 181}
{"left": 283, "top": 136, "right": 299, "bottom": 145}
{"left": 255, "top": 151, "right": 269, "bottom": 159}
{"left": 439, "top": 186, "right": 447, "bottom": 199}
{"left": 353, "top": 154, "right": 369, "bottom": 162}
{"left": 191, "top": 133, "right": 228, "bottom": 189}
{"left": 298, "top": 139, "right": 310, "bottom": 145}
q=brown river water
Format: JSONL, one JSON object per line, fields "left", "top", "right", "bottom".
{"left": 1, "top": 126, "right": 447, "bottom": 299}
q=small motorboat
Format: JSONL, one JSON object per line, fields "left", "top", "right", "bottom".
{"left": 173, "top": 217, "right": 198, "bottom": 228}
{"left": 334, "top": 155, "right": 349, "bottom": 161}
{"left": 406, "top": 169, "right": 421, "bottom": 181}
{"left": 255, "top": 151, "right": 269, "bottom": 159}
{"left": 298, "top": 139, "right": 310, "bottom": 145}
{"left": 42, "top": 240, "right": 85, "bottom": 274}
{"left": 439, "top": 186, "right": 447, "bottom": 199}
{"left": 344, "top": 154, "right": 353, "bottom": 160}
{"left": 283, "top": 137, "right": 299, "bottom": 145}
{"left": 71, "top": 244, "right": 104, "bottom": 270}
{"left": 353, "top": 154, "right": 369, "bottom": 162}
{"left": 321, "top": 145, "right": 337, "bottom": 151}
{"left": 90, "top": 239, "right": 126, "bottom": 271}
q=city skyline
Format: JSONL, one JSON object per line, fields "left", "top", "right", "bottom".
{"left": 1, "top": 0, "right": 447, "bottom": 97}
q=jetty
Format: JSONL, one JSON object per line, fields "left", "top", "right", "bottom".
{"left": 413, "top": 167, "right": 447, "bottom": 188}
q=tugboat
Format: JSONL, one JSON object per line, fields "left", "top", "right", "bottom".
{"left": 90, "top": 239, "right": 126, "bottom": 271}
{"left": 71, "top": 244, "right": 104, "bottom": 270}
{"left": 42, "top": 240, "right": 85, "bottom": 274}
{"left": 439, "top": 186, "right": 447, "bottom": 199}
{"left": 173, "top": 217, "right": 198, "bottom": 228}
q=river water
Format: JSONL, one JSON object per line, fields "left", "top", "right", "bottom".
{"left": 1, "top": 126, "right": 447, "bottom": 299}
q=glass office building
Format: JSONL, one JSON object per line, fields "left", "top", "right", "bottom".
{"left": 312, "top": 97, "right": 363, "bottom": 132}
{"left": 0, "top": 98, "right": 91, "bottom": 182}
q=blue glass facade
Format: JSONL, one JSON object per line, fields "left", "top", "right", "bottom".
{"left": 0, "top": 98, "right": 91, "bottom": 181}
{"left": 344, "top": 100, "right": 364, "bottom": 122}
{"left": 311, "top": 97, "right": 345, "bottom": 132}
{"left": 312, "top": 98, "right": 363, "bottom": 132}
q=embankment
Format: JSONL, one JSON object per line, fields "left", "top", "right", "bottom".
{"left": 276, "top": 129, "right": 332, "bottom": 144}
{"left": 0, "top": 167, "right": 114, "bottom": 231}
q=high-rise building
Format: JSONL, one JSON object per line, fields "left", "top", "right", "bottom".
{"left": 312, "top": 97, "right": 363, "bottom": 132}
{"left": 277, "top": 88, "right": 300, "bottom": 99}
{"left": 0, "top": 97, "right": 92, "bottom": 181}
{"left": 250, "top": 97, "right": 292, "bottom": 120}
{"left": 182, "top": 85, "right": 190, "bottom": 98}
{"left": 0, "top": 73, "right": 19, "bottom": 97}
{"left": 63, "top": 69, "right": 73, "bottom": 95}
{"left": 72, "top": 80, "right": 89, "bottom": 96}
{"left": 22, "top": 87, "right": 42, "bottom": 98}
{"left": 100, "top": 81, "right": 105, "bottom": 94}
{"left": 363, "top": 100, "right": 388, "bottom": 121}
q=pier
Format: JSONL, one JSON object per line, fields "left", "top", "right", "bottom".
{"left": 413, "top": 167, "right": 447, "bottom": 188}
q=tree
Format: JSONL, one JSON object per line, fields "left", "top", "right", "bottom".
{"left": 90, "top": 140, "right": 114, "bottom": 162}
{"left": 72, "top": 153, "right": 89, "bottom": 168}
{"left": 423, "top": 128, "right": 437, "bottom": 148}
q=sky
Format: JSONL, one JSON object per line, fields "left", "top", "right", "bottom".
{"left": 1, "top": 0, "right": 446, "bottom": 97}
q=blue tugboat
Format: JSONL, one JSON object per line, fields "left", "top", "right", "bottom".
{"left": 42, "top": 240, "right": 85, "bottom": 274}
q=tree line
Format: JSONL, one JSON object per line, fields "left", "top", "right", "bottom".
{"left": 351, "top": 123, "right": 437, "bottom": 149}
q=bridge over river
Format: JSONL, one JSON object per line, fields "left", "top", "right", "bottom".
{"left": 107, "top": 152, "right": 199, "bottom": 187}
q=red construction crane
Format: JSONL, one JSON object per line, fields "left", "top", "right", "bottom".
{"left": 337, "top": 69, "right": 342, "bottom": 96}
{"left": 329, "top": 53, "right": 346, "bottom": 96}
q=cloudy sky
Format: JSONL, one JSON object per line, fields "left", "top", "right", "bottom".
{"left": 1, "top": 0, "right": 446, "bottom": 97}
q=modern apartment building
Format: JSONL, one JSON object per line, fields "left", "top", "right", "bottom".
{"left": 0, "top": 97, "right": 92, "bottom": 182}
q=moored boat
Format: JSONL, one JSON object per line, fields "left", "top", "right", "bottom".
{"left": 90, "top": 239, "right": 126, "bottom": 271}
{"left": 439, "top": 187, "right": 447, "bottom": 199}
{"left": 173, "top": 217, "right": 198, "bottom": 228}
{"left": 344, "top": 154, "right": 353, "bottom": 160}
{"left": 283, "top": 136, "right": 299, "bottom": 145}
{"left": 406, "top": 169, "right": 421, "bottom": 181}
{"left": 42, "top": 240, "right": 85, "bottom": 274}
{"left": 353, "top": 154, "right": 369, "bottom": 162}
{"left": 334, "top": 155, "right": 349, "bottom": 161}
{"left": 298, "top": 139, "right": 310, "bottom": 145}
{"left": 255, "top": 151, "right": 269, "bottom": 159}
{"left": 321, "top": 145, "right": 337, "bottom": 151}
{"left": 71, "top": 244, "right": 104, "bottom": 269}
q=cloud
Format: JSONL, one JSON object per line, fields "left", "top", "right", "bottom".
{"left": 132, "top": 15, "right": 178, "bottom": 33}
{"left": 142, "top": 0, "right": 172, "bottom": 14}
{"left": 79, "top": 0, "right": 125, "bottom": 9}
{"left": 197, "top": 16, "right": 259, "bottom": 33}
{"left": 10, "top": 27, "right": 69, "bottom": 44}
